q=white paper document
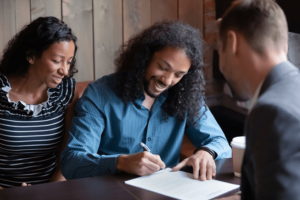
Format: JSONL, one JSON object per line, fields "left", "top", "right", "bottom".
{"left": 125, "top": 168, "right": 239, "bottom": 200}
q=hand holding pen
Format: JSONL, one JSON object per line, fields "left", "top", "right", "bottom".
{"left": 139, "top": 142, "right": 150, "bottom": 152}
{"left": 116, "top": 142, "right": 166, "bottom": 176}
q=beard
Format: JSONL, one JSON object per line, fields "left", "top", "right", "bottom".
{"left": 143, "top": 77, "right": 158, "bottom": 98}
{"left": 143, "top": 77, "right": 170, "bottom": 98}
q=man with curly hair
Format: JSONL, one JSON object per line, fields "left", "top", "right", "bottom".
{"left": 61, "top": 21, "right": 232, "bottom": 181}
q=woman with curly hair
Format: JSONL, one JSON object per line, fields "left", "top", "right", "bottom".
{"left": 0, "top": 17, "right": 79, "bottom": 188}
{"left": 61, "top": 20, "right": 231, "bottom": 182}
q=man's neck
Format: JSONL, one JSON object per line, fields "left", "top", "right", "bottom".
{"left": 142, "top": 92, "right": 156, "bottom": 111}
{"left": 247, "top": 51, "right": 287, "bottom": 98}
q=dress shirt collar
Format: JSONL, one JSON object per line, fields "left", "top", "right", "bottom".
{"left": 134, "top": 90, "right": 168, "bottom": 109}
{"left": 249, "top": 61, "right": 296, "bottom": 112}
{"left": 248, "top": 81, "right": 263, "bottom": 112}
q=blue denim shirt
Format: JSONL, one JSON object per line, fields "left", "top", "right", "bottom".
{"left": 61, "top": 74, "right": 232, "bottom": 179}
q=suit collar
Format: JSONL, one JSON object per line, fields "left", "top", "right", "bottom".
{"left": 259, "top": 61, "right": 299, "bottom": 96}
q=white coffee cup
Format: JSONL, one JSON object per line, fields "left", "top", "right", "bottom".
{"left": 231, "top": 136, "right": 246, "bottom": 177}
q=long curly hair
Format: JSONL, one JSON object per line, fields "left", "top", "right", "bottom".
{"left": 115, "top": 20, "right": 206, "bottom": 127}
{"left": 0, "top": 16, "right": 78, "bottom": 78}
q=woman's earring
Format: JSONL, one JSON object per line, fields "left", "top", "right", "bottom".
{"left": 27, "top": 57, "right": 34, "bottom": 64}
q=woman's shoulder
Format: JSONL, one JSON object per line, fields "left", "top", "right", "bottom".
{"left": 61, "top": 77, "right": 76, "bottom": 89}
{"left": 0, "top": 76, "right": 76, "bottom": 118}
{"left": 51, "top": 77, "right": 76, "bottom": 95}
{"left": 48, "top": 77, "right": 76, "bottom": 105}
{"left": 0, "top": 74, "right": 12, "bottom": 105}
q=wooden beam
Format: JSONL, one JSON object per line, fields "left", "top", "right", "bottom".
{"left": 123, "top": 0, "right": 151, "bottom": 43}
{"left": 93, "top": 0, "right": 122, "bottom": 79}
{"left": 179, "top": 0, "right": 203, "bottom": 32}
{"left": 0, "top": 0, "right": 30, "bottom": 57}
{"left": 150, "top": 0, "right": 178, "bottom": 24}
{"left": 31, "top": 0, "right": 61, "bottom": 21}
{"left": 62, "top": 0, "right": 94, "bottom": 82}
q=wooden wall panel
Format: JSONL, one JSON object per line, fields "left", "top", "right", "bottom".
{"left": 93, "top": 0, "right": 122, "bottom": 80}
{"left": 150, "top": 0, "right": 178, "bottom": 24}
{"left": 1, "top": 0, "right": 205, "bottom": 83}
{"left": 123, "top": 0, "right": 151, "bottom": 43}
{"left": 31, "top": 0, "right": 61, "bottom": 21}
{"left": 179, "top": 0, "right": 203, "bottom": 32}
{"left": 0, "top": 0, "right": 30, "bottom": 57}
{"left": 62, "top": 0, "right": 94, "bottom": 82}
{"left": 15, "top": 0, "right": 30, "bottom": 29}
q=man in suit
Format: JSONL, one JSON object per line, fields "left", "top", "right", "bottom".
{"left": 216, "top": 0, "right": 300, "bottom": 199}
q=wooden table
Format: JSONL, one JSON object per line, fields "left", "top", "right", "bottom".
{"left": 0, "top": 158, "right": 240, "bottom": 200}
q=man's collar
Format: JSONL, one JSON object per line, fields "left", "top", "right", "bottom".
{"left": 134, "top": 90, "right": 168, "bottom": 108}
{"left": 259, "top": 61, "right": 298, "bottom": 96}
{"left": 249, "top": 61, "right": 298, "bottom": 112}
{"left": 249, "top": 81, "right": 263, "bottom": 112}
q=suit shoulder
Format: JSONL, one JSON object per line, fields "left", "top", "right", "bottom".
{"left": 248, "top": 98, "right": 300, "bottom": 142}
{"left": 256, "top": 76, "right": 300, "bottom": 117}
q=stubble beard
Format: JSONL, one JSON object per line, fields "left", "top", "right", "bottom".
{"left": 143, "top": 78, "right": 158, "bottom": 98}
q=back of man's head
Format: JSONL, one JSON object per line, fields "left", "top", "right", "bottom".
{"left": 219, "top": 0, "right": 288, "bottom": 55}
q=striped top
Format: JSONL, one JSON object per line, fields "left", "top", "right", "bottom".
{"left": 0, "top": 75, "right": 75, "bottom": 188}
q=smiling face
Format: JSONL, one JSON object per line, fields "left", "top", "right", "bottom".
{"left": 29, "top": 41, "right": 75, "bottom": 88}
{"left": 143, "top": 47, "right": 191, "bottom": 98}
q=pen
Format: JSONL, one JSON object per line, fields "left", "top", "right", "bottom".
{"left": 140, "top": 142, "right": 165, "bottom": 171}
{"left": 140, "top": 142, "right": 150, "bottom": 152}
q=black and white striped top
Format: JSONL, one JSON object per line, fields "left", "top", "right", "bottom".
{"left": 0, "top": 75, "right": 75, "bottom": 188}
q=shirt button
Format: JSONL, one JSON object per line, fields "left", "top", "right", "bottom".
{"left": 148, "top": 137, "right": 151, "bottom": 141}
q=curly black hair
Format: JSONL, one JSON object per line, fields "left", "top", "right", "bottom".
{"left": 0, "top": 16, "right": 78, "bottom": 78}
{"left": 115, "top": 20, "right": 206, "bottom": 127}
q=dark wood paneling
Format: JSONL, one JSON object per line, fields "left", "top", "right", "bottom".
{"left": 150, "top": 0, "right": 178, "bottom": 24}
{"left": 179, "top": 0, "right": 203, "bottom": 32}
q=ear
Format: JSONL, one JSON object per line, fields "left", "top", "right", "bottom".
{"left": 227, "top": 31, "right": 237, "bottom": 54}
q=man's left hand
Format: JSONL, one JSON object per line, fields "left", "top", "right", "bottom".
{"left": 172, "top": 150, "right": 216, "bottom": 181}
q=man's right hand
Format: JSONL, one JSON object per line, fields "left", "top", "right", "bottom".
{"left": 117, "top": 152, "right": 166, "bottom": 176}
